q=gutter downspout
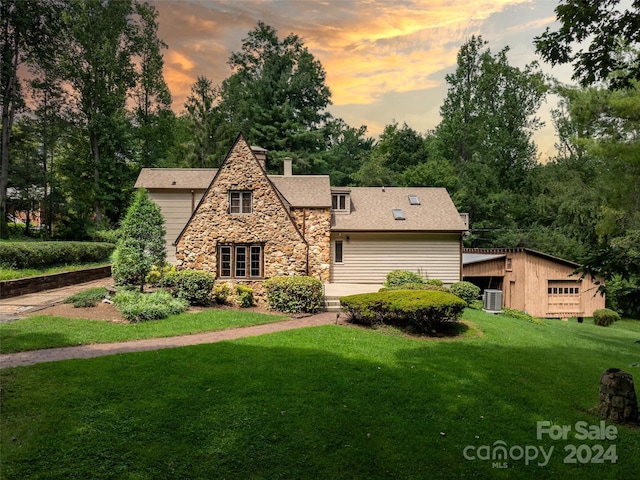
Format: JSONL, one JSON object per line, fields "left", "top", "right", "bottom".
{"left": 303, "top": 208, "right": 309, "bottom": 276}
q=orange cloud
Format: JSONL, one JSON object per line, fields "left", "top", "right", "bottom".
{"left": 153, "top": 0, "right": 538, "bottom": 110}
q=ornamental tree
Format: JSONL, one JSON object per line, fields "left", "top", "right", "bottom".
{"left": 112, "top": 188, "right": 165, "bottom": 291}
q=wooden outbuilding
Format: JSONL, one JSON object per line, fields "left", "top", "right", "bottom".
{"left": 463, "top": 248, "right": 605, "bottom": 319}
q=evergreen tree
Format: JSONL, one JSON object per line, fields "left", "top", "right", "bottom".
{"left": 112, "top": 188, "right": 165, "bottom": 292}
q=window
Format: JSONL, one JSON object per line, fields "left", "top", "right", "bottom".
{"left": 408, "top": 195, "right": 420, "bottom": 205}
{"left": 334, "top": 240, "right": 343, "bottom": 263}
{"left": 392, "top": 208, "right": 405, "bottom": 220}
{"left": 506, "top": 257, "right": 512, "bottom": 271}
{"left": 218, "top": 244, "right": 263, "bottom": 278}
{"left": 230, "top": 191, "right": 252, "bottom": 214}
{"left": 332, "top": 193, "right": 347, "bottom": 211}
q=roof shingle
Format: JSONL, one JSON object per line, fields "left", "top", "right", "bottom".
{"left": 331, "top": 187, "right": 467, "bottom": 232}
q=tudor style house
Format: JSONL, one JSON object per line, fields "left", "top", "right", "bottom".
{"left": 135, "top": 134, "right": 468, "bottom": 294}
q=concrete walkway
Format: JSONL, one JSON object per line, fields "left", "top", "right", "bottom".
{"left": 0, "top": 279, "right": 383, "bottom": 369}
{"left": 0, "top": 277, "right": 115, "bottom": 321}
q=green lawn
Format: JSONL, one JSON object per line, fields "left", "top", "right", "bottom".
{"left": 0, "top": 309, "right": 288, "bottom": 353}
{"left": 1, "top": 311, "right": 639, "bottom": 479}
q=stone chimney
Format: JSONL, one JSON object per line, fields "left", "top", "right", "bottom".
{"left": 251, "top": 146, "right": 268, "bottom": 170}
{"left": 284, "top": 157, "right": 293, "bottom": 176}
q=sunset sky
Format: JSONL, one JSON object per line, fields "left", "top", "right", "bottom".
{"left": 150, "top": 0, "right": 575, "bottom": 159}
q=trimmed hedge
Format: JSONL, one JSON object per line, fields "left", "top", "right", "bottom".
{"left": 593, "top": 308, "right": 621, "bottom": 327}
{"left": 340, "top": 290, "right": 466, "bottom": 334}
{"left": 379, "top": 283, "right": 449, "bottom": 293}
{"left": 0, "top": 242, "right": 115, "bottom": 269}
{"left": 264, "top": 276, "right": 323, "bottom": 313}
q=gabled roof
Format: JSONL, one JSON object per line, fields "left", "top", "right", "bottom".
{"left": 270, "top": 176, "right": 331, "bottom": 208}
{"left": 134, "top": 168, "right": 217, "bottom": 190}
{"left": 331, "top": 187, "right": 467, "bottom": 232}
{"left": 134, "top": 168, "right": 331, "bottom": 208}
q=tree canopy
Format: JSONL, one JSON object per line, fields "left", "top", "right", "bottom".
{"left": 535, "top": 0, "right": 640, "bottom": 89}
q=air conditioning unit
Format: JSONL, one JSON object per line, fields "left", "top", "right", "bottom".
{"left": 483, "top": 289, "right": 503, "bottom": 313}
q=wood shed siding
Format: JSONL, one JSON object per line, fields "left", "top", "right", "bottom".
{"left": 330, "top": 232, "right": 461, "bottom": 284}
{"left": 463, "top": 249, "right": 605, "bottom": 318}
{"left": 149, "top": 190, "right": 205, "bottom": 263}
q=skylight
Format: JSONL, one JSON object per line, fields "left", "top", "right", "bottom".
{"left": 408, "top": 195, "right": 420, "bottom": 205}
{"left": 392, "top": 209, "right": 405, "bottom": 220}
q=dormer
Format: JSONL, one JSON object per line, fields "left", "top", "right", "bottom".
{"left": 331, "top": 189, "right": 351, "bottom": 214}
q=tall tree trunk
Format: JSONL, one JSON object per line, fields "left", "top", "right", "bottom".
{"left": 90, "top": 130, "right": 101, "bottom": 224}
{"left": 0, "top": 33, "right": 19, "bottom": 239}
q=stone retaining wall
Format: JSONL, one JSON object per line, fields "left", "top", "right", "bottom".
{"left": 0, "top": 266, "right": 112, "bottom": 299}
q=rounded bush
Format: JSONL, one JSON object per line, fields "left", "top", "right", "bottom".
{"left": 213, "top": 282, "right": 232, "bottom": 305}
{"left": 384, "top": 270, "right": 425, "bottom": 288}
{"left": 146, "top": 263, "right": 176, "bottom": 287}
{"left": 235, "top": 284, "right": 255, "bottom": 308}
{"left": 170, "top": 270, "right": 216, "bottom": 306}
{"left": 264, "top": 276, "right": 323, "bottom": 313}
{"left": 593, "top": 308, "right": 621, "bottom": 327}
{"left": 450, "top": 281, "right": 481, "bottom": 305}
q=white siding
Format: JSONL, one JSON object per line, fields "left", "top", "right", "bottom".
{"left": 330, "top": 232, "right": 461, "bottom": 285}
{"left": 149, "top": 190, "right": 206, "bottom": 263}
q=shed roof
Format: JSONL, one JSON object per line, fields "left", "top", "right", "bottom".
{"left": 463, "top": 248, "right": 580, "bottom": 268}
{"left": 463, "top": 253, "right": 506, "bottom": 265}
{"left": 331, "top": 187, "right": 467, "bottom": 232}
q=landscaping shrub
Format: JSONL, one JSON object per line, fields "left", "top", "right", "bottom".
{"left": 469, "top": 299, "right": 484, "bottom": 310}
{"left": 263, "top": 276, "right": 323, "bottom": 313}
{"left": 450, "top": 281, "right": 481, "bottom": 304}
{"left": 0, "top": 242, "right": 114, "bottom": 269}
{"left": 593, "top": 308, "right": 621, "bottom": 327}
{"left": 425, "top": 278, "right": 444, "bottom": 286}
{"left": 63, "top": 288, "right": 108, "bottom": 308}
{"left": 213, "top": 282, "right": 232, "bottom": 305}
{"left": 379, "top": 283, "right": 449, "bottom": 293}
{"left": 235, "top": 285, "right": 255, "bottom": 308}
{"left": 502, "top": 307, "right": 547, "bottom": 326}
{"left": 384, "top": 270, "right": 425, "bottom": 287}
{"left": 146, "top": 263, "right": 177, "bottom": 287}
{"left": 340, "top": 290, "right": 466, "bottom": 334}
{"left": 171, "top": 270, "right": 216, "bottom": 306}
{"left": 112, "top": 290, "right": 188, "bottom": 322}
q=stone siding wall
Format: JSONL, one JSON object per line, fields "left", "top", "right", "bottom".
{"left": 176, "top": 137, "right": 311, "bottom": 299}
{"left": 290, "top": 207, "right": 331, "bottom": 282}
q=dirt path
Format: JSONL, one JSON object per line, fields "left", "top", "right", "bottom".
{"left": 0, "top": 312, "right": 338, "bottom": 369}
